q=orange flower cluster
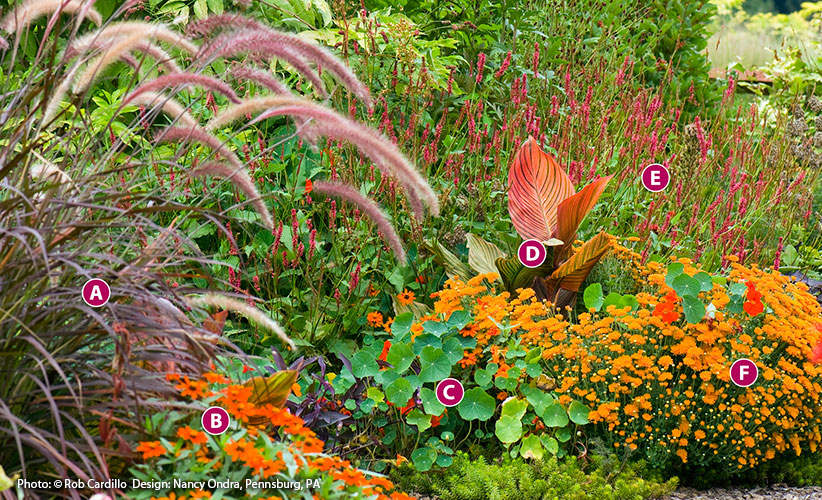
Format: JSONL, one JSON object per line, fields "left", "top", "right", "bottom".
{"left": 136, "top": 372, "right": 413, "bottom": 500}
{"left": 426, "top": 241, "right": 822, "bottom": 472}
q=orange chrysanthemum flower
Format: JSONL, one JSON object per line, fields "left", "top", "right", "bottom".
{"left": 396, "top": 289, "right": 415, "bottom": 305}
{"left": 136, "top": 441, "right": 166, "bottom": 459}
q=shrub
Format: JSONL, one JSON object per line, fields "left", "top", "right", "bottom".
{"left": 422, "top": 240, "right": 822, "bottom": 475}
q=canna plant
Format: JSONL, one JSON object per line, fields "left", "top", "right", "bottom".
{"left": 453, "top": 137, "right": 613, "bottom": 308}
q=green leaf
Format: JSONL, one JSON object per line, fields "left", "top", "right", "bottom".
{"left": 672, "top": 274, "right": 700, "bottom": 297}
{"left": 366, "top": 387, "right": 384, "bottom": 404}
{"left": 556, "top": 426, "right": 572, "bottom": 443}
{"left": 385, "top": 378, "right": 414, "bottom": 405}
{"left": 682, "top": 295, "right": 706, "bottom": 324}
{"left": 386, "top": 343, "right": 415, "bottom": 373}
{"left": 583, "top": 283, "right": 604, "bottom": 311}
{"left": 525, "top": 390, "right": 554, "bottom": 417}
{"left": 568, "top": 401, "right": 590, "bottom": 425}
{"left": 391, "top": 312, "right": 414, "bottom": 341}
{"left": 442, "top": 337, "right": 465, "bottom": 365}
{"left": 206, "top": 0, "right": 223, "bottom": 13}
{"left": 495, "top": 253, "right": 553, "bottom": 292}
{"left": 693, "top": 272, "right": 714, "bottom": 292}
{"left": 419, "top": 347, "right": 451, "bottom": 383}
{"left": 351, "top": 351, "right": 380, "bottom": 378}
{"left": 411, "top": 447, "right": 437, "bottom": 472}
{"left": 458, "top": 388, "right": 496, "bottom": 421}
{"left": 541, "top": 435, "right": 560, "bottom": 455}
{"left": 495, "top": 415, "right": 523, "bottom": 444}
{"left": 542, "top": 403, "right": 569, "bottom": 427}
{"left": 618, "top": 294, "right": 639, "bottom": 311}
{"left": 520, "top": 434, "right": 545, "bottom": 460}
{"left": 425, "top": 239, "right": 471, "bottom": 280}
{"left": 467, "top": 233, "right": 506, "bottom": 279}
{"left": 665, "top": 262, "right": 684, "bottom": 287}
{"left": 193, "top": 0, "right": 208, "bottom": 19}
{"left": 501, "top": 397, "right": 529, "bottom": 420}
{"left": 420, "top": 388, "right": 446, "bottom": 416}
{"left": 406, "top": 409, "right": 432, "bottom": 432}
{"left": 474, "top": 369, "right": 493, "bottom": 389}
{"left": 602, "top": 292, "right": 622, "bottom": 311}
{"left": 422, "top": 320, "right": 448, "bottom": 336}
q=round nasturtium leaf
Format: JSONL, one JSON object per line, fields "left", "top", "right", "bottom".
{"left": 405, "top": 408, "right": 432, "bottom": 432}
{"left": 672, "top": 274, "right": 700, "bottom": 298}
{"left": 541, "top": 434, "right": 559, "bottom": 455}
{"left": 385, "top": 378, "right": 414, "bottom": 405}
{"left": 542, "top": 403, "right": 570, "bottom": 427}
{"left": 419, "top": 387, "right": 446, "bottom": 416}
{"left": 521, "top": 433, "right": 545, "bottom": 460}
{"left": 474, "top": 369, "right": 493, "bottom": 389}
{"left": 495, "top": 415, "right": 523, "bottom": 444}
{"left": 386, "top": 342, "right": 415, "bottom": 373}
{"left": 351, "top": 351, "right": 380, "bottom": 378}
{"left": 419, "top": 346, "right": 451, "bottom": 383}
{"left": 458, "top": 387, "right": 495, "bottom": 421}
{"left": 568, "top": 400, "right": 591, "bottom": 425}
{"left": 682, "top": 295, "right": 706, "bottom": 324}
{"left": 411, "top": 447, "right": 437, "bottom": 472}
{"left": 442, "top": 337, "right": 465, "bottom": 364}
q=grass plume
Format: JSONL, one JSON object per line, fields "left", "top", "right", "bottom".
{"left": 0, "top": 0, "right": 101, "bottom": 34}
{"left": 186, "top": 294, "right": 295, "bottom": 350}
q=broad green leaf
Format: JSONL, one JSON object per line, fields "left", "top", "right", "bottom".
{"left": 366, "top": 387, "right": 384, "bottom": 404}
{"left": 351, "top": 351, "right": 380, "bottom": 378}
{"left": 542, "top": 403, "right": 570, "bottom": 427}
{"left": 411, "top": 447, "right": 437, "bottom": 472}
{"left": 541, "top": 435, "right": 560, "bottom": 454}
{"left": 501, "top": 397, "right": 529, "bottom": 420}
{"left": 495, "top": 415, "right": 523, "bottom": 444}
{"left": 458, "top": 388, "right": 496, "bottom": 421}
{"left": 391, "top": 312, "right": 414, "bottom": 341}
{"left": 474, "top": 369, "right": 493, "bottom": 389}
{"left": 420, "top": 388, "right": 446, "bottom": 416}
{"left": 406, "top": 409, "right": 432, "bottom": 432}
{"left": 508, "top": 136, "right": 574, "bottom": 241}
{"left": 693, "top": 272, "right": 714, "bottom": 292}
{"left": 568, "top": 401, "right": 590, "bottom": 425}
{"left": 672, "top": 274, "right": 700, "bottom": 297}
{"left": 467, "top": 233, "right": 506, "bottom": 279}
{"left": 385, "top": 378, "right": 414, "bottom": 405}
{"left": 419, "top": 347, "right": 451, "bottom": 383}
{"left": 550, "top": 232, "right": 613, "bottom": 292}
{"left": 495, "top": 253, "right": 553, "bottom": 292}
{"left": 665, "top": 262, "right": 685, "bottom": 287}
{"left": 682, "top": 296, "right": 706, "bottom": 324}
{"left": 520, "top": 434, "right": 545, "bottom": 459}
{"left": 583, "top": 283, "right": 604, "bottom": 311}
{"left": 424, "top": 239, "right": 471, "bottom": 279}
{"left": 602, "top": 292, "right": 623, "bottom": 311}
{"left": 386, "top": 342, "right": 415, "bottom": 373}
{"left": 442, "top": 337, "right": 465, "bottom": 365}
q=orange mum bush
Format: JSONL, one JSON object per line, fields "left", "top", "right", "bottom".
{"left": 133, "top": 372, "right": 412, "bottom": 500}
{"left": 430, "top": 241, "right": 822, "bottom": 473}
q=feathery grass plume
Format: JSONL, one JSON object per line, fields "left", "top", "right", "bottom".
{"left": 208, "top": 96, "right": 438, "bottom": 218}
{"left": 42, "top": 63, "right": 80, "bottom": 126}
{"left": 0, "top": 36, "right": 7, "bottom": 51}
{"left": 154, "top": 127, "right": 274, "bottom": 229}
{"left": 125, "top": 73, "right": 241, "bottom": 105}
{"left": 199, "top": 24, "right": 372, "bottom": 107}
{"left": 127, "top": 91, "right": 199, "bottom": 130}
{"left": 202, "top": 35, "right": 328, "bottom": 98}
{"left": 313, "top": 181, "right": 406, "bottom": 262}
{"left": 0, "top": 0, "right": 101, "bottom": 35}
{"left": 185, "top": 13, "right": 264, "bottom": 38}
{"left": 66, "top": 21, "right": 199, "bottom": 59}
{"left": 186, "top": 293, "right": 295, "bottom": 350}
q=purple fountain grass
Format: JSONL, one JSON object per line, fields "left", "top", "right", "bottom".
{"left": 201, "top": 35, "right": 328, "bottom": 98}
{"left": 207, "top": 96, "right": 438, "bottom": 219}
{"left": 0, "top": 0, "right": 101, "bottom": 35}
{"left": 0, "top": 37, "right": 8, "bottom": 51}
{"left": 231, "top": 66, "right": 291, "bottom": 96}
{"left": 313, "top": 181, "right": 406, "bottom": 263}
{"left": 124, "top": 73, "right": 241, "bottom": 105}
{"left": 125, "top": 91, "right": 199, "bottom": 130}
{"left": 186, "top": 293, "right": 295, "bottom": 350}
{"left": 198, "top": 24, "right": 372, "bottom": 108}
{"left": 72, "top": 32, "right": 149, "bottom": 93}
{"left": 185, "top": 13, "right": 264, "bottom": 38}
{"left": 66, "top": 21, "right": 199, "bottom": 59}
{"left": 154, "top": 127, "right": 274, "bottom": 230}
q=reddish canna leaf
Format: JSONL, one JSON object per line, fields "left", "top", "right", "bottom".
{"left": 548, "top": 232, "right": 613, "bottom": 292}
{"left": 508, "top": 136, "right": 574, "bottom": 241}
{"left": 553, "top": 175, "right": 613, "bottom": 260}
{"left": 203, "top": 309, "right": 228, "bottom": 335}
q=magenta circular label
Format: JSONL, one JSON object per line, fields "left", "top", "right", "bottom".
{"left": 202, "top": 406, "right": 230, "bottom": 435}
{"left": 436, "top": 378, "right": 464, "bottom": 407}
{"left": 518, "top": 240, "right": 547, "bottom": 268}
{"left": 730, "top": 359, "right": 758, "bottom": 387}
{"left": 82, "top": 278, "right": 111, "bottom": 307}
{"left": 641, "top": 164, "right": 670, "bottom": 192}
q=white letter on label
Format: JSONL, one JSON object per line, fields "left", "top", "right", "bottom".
{"left": 211, "top": 413, "right": 222, "bottom": 429}
{"left": 90, "top": 285, "right": 103, "bottom": 301}
{"left": 527, "top": 247, "right": 539, "bottom": 260}
{"left": 739, "top": 365, "right": 749, "bottom": 381}
{"left": 651, "top": 171, "right": 660, "bottom": 186}
{"left": 444, "top": 385, "right": 454, "bottom": 399}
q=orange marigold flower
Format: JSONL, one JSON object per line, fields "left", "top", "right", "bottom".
{"left": 396, "top": 289, "right": 416, "bottom": 305}
{"left": 136, "top": 441, "right": 166, "bottom": 459}
{"left": 175, "top": 376, "right": 210, "bottom": 399}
